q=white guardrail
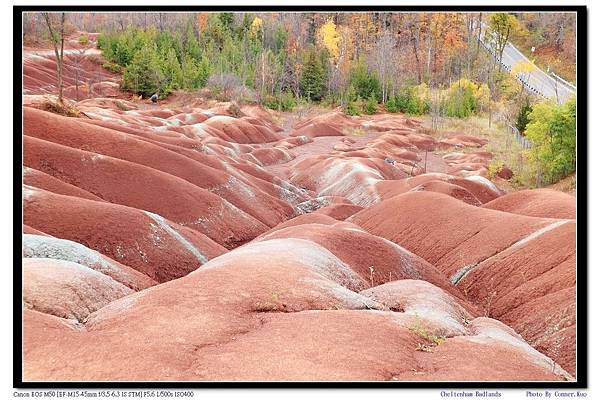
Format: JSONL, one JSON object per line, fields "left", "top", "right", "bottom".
{"left": 551, "top": 72, "right": 577, "bottom": 91}
{"left": 475, "top": 22, "right": 576, "bottom": 102}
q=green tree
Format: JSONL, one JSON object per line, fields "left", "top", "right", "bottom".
{"left": 348, "top": 58, "right": 381, "bottom": 101}
{"left": 526, "top": 96, "right": 576, "bottom": 184}
{"left": 300, "top": 48, "right": 326, "bottom": 101}
{"left": 218, "top": 12, "right": 235, "bottom": 32}
{"left": 385, "top": 85, "right": 429, "bottom": 115}
{"left": 363, "top": 95, "right": 378, "bottom": 114}
{"left": 203, "top": 14, "right": 228, "bottom": 50}
{"left": 272, "top": 26, "right": 288, "bottom": 54}
{"left": 238, "top": 13, "right": 254, "bottom": 39}
{"left": 183, "top": 54, "right": 211, "bottom": 89}
{"left": 444, "top": 79, "right": 486, "bottom": 118}
{"left": 516, "top": 100, "right": 532, "bottom": 133}
{"left": 487, "top": 13, "right": 519, "bottom": 65}
{"left": 183, "top": 20, "right": 202, "bottom": 61}
{"left": 161, "top": 47, "right": 183, "bottom": 92}
{"left": 122, "top": 44, "right": 166, "bottom": 97}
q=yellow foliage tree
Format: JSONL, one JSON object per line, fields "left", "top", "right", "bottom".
{"left": 251, "top": 17, "right": 263, "bottom": 38}
{"left": 512, "top": 60, "right": 535, "bottom": 78}
{"left": 318, "top": 19, "right": 341, "bottom": 64}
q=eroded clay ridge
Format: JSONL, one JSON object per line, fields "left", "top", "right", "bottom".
{"left": 21, "top": 49, "right": 576, "bottom": 381}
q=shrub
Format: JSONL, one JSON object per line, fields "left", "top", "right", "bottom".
{"left": 344, "top": 101, "right": 361, "bottom": 116}
{"left": 102, "top": 61, "right": 124, "bottom": 74}
{"left": 321, "top": 93, "right": 341, "bottom": 108}
{"left": 409, "top": 319, "right": 446, "bottom": 346}
{"left": 262, "top": 96, "right": 278, "bottom": 110}
{"left": 442, "top": 79, "right": 489, "bottom": 118}
{"left": 444, "top": 79, "right": 478, "bottom": 118}
{"left": 385, "top": 96, "right": 400, "bottom": 113}
{"left": 206, "top": 73, "right": 244, "bottom": 101}
{"left": 181, "top": 55, "right": 210, "bottom": 89}
{"left": 87, "top": 53, "right": 104, "bottom": 65}
{"left": 41, "top": 98, "right": 80, "bottom": 117}
{"left": 263, "top": 91, "right": 296, "bottom": 111}
{"left": 363, "top": 95, "right": 378, "bottom": 115}
{"left": 386, "top": 84, "right": 429, "bottom": 115}
{"left": 487, "top": 159, "right": 504, "bottom": 177}
{"left": 79, "top": 34, "right": 89, "bottom": 45}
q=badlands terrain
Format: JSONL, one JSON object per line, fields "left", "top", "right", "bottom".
{"left": 21, "top": 35, "right": 576, "bottom": 382}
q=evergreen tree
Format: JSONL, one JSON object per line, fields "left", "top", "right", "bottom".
{"left": 122, "top": 44, "right": 165, "bottom": 97}
{"left": 348, "top": 58, "right": 381, "bottom": 100}
{"left": 181, "top": 54, "right": 210, "bottom": 89}
{"left": 218, "top": 12, "right": 235, "bottom": 32}
{"left": 162, "top": 47, "right": 183, "bottom": 92}
{"left": 364, "top": 95, "right": 378, "bottom": 114}
{"left": 184, "top": 20, "right": 202, "bottom": 61}
{"left": 516, "top": 100, "right": 533, "bottom": 133}
{"left": 238, "top": 13, "right": 254, "bottom": 39}
{"left": 300, "top": 48, "right": 326, "bottom": 101}
{"left": 273, "top": 26, "right": 288, "bottom": 54}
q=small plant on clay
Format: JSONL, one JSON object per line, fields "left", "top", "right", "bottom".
{"left": 410, "top": 318, "right": 447, "bottom": 348}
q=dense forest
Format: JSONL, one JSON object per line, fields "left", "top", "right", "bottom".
{"left": 23, "top": 11, "right": 576, "bottom": 185}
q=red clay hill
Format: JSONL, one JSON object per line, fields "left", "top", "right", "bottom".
{"left": 21, "top": 42, "right": 578, "bottom": 381}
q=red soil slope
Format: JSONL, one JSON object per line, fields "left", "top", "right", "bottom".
{"left": 457, "top": 221, "right": 576, "bottom": 375}
{"left": 483, "top": 189, "right": 576, "bottom": 219}
{"left": 23, "top": 186, "right": 226, "bottom": 283}
{"left": 23, "top": 166, "right": 104, "bottom": 201}
{"left": 350, "top": 191, "right": 576, "bottom": 376}
{"left": 290, "top": 122, "right": 345, "bottom": 138}
{"left": 23, "top": 50, "right": 121, "bottom": 100}
{"left": 256, "top": 223, "right": 463, "bottom": 295}
{"left": 349, "top": 191, "right": 553, "bottom": 274}
{"left": 375, "top": 173, "right": 502, "bottom": 206}
{"left": 23, "top": 258, "right": 133, "bottom": 323}
{"left": 23, "top": 233, "right": 157, "bottom": 291}
{"left": 24, "top": 135, "right": 267, "bottom": 248}
{"left": 314, "top": 203, "right": 364, "bottom": 220}
{"left": 24, "top": 107, "right": 297, "bottom": 228}
{"left": 23, "top": 238, "right": 571, "bottom": 381}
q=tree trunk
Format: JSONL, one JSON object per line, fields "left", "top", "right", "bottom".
{"left": 426, "top": 41, "right": 432, "bottom": 83}
{"left": 42, "top": 12, "right": 65, "bottom": 104}
{"left": 475, "top": 13, "right": 483, "bottom": 62}
{"left": 59, "top": 14, "right": 64, "bottom": 103}
{"left": 411, "top": 33, "right": 422, "bottom": 83}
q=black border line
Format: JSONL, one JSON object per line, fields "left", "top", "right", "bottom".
{"left": 13, "top": 4, "right": 588, "bottom": 390}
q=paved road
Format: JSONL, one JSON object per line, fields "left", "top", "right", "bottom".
{"left": 477, "top": 23, "right": 576, "bottom": 104}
